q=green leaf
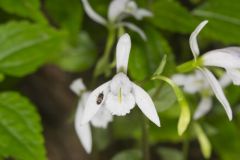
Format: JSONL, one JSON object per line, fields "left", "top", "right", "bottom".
{"left": 150, "top": 84, "right": 176, "bottom": 112}
{"left": 112, "top": 149, "right": 142, "bottom": 160}
{"left": 0, "top": 0, "right": 47, "bottom": 24}
{"left": 129, "top": 43, "right": 149, "bottom": 80}
{"left": 210, "top": 115, "right": 240, "bottom": 160}
{"left": 45, "top": 0, "right": 83, "bottom": 42}
{"left": 0, "top": 21, "right": 66, "bottom": 77}
{"left": 129, "top": 26, "right": 175, "bottom": 81}
{"left": 152, "top": 76, "right": 191, "bottom": 136}
{"left": 0, "top": 92, "right": 46, "bottom": 160}
{"left": 194, "top": 123, "right": 212, "bottom": 159}
{"left": 157, "top": 147, "right": 183, "bottom": 160}
{"left": 150, "top": 0, "right": 198, "bottom": 33}
{"left": 193, "top": 0, "right": 240, "bottom": 44}
{"left": 55, "top": 31, "right": 97, "bottom": 72}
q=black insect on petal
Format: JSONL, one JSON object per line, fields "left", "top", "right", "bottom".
{"left": 96, "top": 92, "right": 104, "bottom": 105}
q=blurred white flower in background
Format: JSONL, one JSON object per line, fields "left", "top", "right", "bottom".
{"left": 186, "top": 20, "right": 240, "bottom": 120}
{"left": 81, "top": 33, "right": 160, "bottom": 127}
{"left": 172, "top": 71, "right": 231, "bottom": 119}
{"left": 81, "top": 0, "right": 153, "bottom": 40}
{"left": 70, "top": 79, "right": 113, "bottom": 153}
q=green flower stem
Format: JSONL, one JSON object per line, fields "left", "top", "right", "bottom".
{"left": 152, "top": 75, "right": 191, "bottom": 136}
{"left": 93, "top": 27, "right": 116, "bottom": 77}
{"left": 183, "top": 133, "right": 189, "bottom": 160}
{"left": 142, "top": 115, "right": 150, "bottom": 160}
{"left": 176, "top": 58, "right": 202, "bottom": 73}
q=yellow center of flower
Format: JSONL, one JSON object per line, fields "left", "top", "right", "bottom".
{"left": 118, "top": 88, "right": 122, "bottom": 103}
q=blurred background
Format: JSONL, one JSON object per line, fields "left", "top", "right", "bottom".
{"left": 0, "top": 0, "right": 240, "bottom": 160}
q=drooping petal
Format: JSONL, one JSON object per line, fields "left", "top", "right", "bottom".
{"left": 134, "top": 9, "right": 153, "bottom": 20}
{"left": 183, "top": 71, "right": 209, "bottom": 94}
{"left": 172, "top": 72, "right": 209, "bottom": 94}
{"left": 172, "top": 74, "right": 188, "bottom": 86}
{"left": 116, "top": 33, "right": 131, "bottom": 73}
{"left": 120, "top": 22, "right": 147, "bottom": 40}
{"left": 132, "top": 83, "right": 160, "bottom": 127}
{"left": 81, "top": 81, "right": 110, "bottom": 124}
{"left": 194, "top": 97, "right": 213, "bottom": 120}
{"left": 105, "top": 93, "right": 135, "bottom": 116}
{"left": 226, "top": 68, "right": 240, "bottom": 85}
{"left": 81, "top": 0, "right": 107, "bottom": 25}
{"left": 90, "top": 107, "right": 113, "bottom": 128}
{"left": 189, "top": 20, "right": 208, "bottom": 60}
{"left": 199, "top": 68, "right": 232, "bottom": 120}
{"left": 202, "top": 47, "right": 240, "bottom": 68}
{"left": 108, "top": 0, "right": 129, "bottom": 22}
{"left": 70, "top": 78, "right": 86, "bottom": 95}
{"left": 74, "top": 95, "right": 92, "bottom": 153}
{"left": 219, "top": 73, "right": 231, "bottom": 88}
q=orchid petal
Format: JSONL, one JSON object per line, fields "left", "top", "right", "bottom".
{"left": 116, "top": 33, "right": 131, "bottom": 73}
{"left": 203, "top": 47, "right": 240, "bottom": 68}
{"left": 190, "top": 20, "right": 208, "bottom": 60}
{"left": 81, "top": 0, "right": 107, "bottom": 26}
{"left": 132, "top": 83, "right": 160, "bottom": 127}
{"left": 226, "top": 68, "right": 240, "bottom": 85}
{"left": 219, "top": 73, "right": 231, "bottom": 88}
{"left": 194, "top": 97, "right": 212, "bottom": 120}
{"left": 81, "top": 81, "right": 110, "bottom": 124}
{"left": 90, "top": 107, "right": 113, "bottom": 128}
{"left": 172, "top": 74, "right": 188, "bottom": 86}
{"left": 120, "top": 22, "right": 147, "bottom": 40}
{"left": 108, "top": 0, "right": 129, "bottom": 22}
{"left": 105, "top": 93, "right": 135, "bottom": 116}
{"left": 134, "top": 9, "right": 153, "bottom": 20}
{"left": 70, "top": 78, "right": 86, "bottom": 95}
{"left": 199, "top": 68, "right": 232, "bottom": 120}
{"left": 74, "top": 95, "right": 92, "bottom": 153}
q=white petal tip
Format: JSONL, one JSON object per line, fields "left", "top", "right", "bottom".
{"left": 227, "top": 113, "right": 233, "bottom": 121}
{"left": 155, "top": 120, "right": 161, "bottom": 127}
{"left": 120, "top": 33, "right": 131, "bottom": 42}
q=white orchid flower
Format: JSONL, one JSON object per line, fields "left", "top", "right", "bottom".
{"left": 70, "top": 79, "right": 113, "bottom": 153}
{"left": 172, "top": 71, "right": 231, "bottom": 120}
{"left": 81, "top": 0, "right": 152, "bottom": 40}
{"left": 187, "top": 20, "right": 237, "bottom": 120}
{"left": 191, "top": 20, "right": 240, "bottom": 86}
{"left": 81, "top": 33, "right": 160, "bottom": 127}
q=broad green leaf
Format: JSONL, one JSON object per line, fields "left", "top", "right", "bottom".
{"left": 157, "top": 147, "right": 183, "bottom": 160}
{"left": 194, "top": 123, "right": 212, "bottom": 159}
{"left": 210, "top": 114, "right": 240, "bottom": 160}
{"left": 129, "top": 43, "right": 149, "bottom": 80}
{"left": 144, "top": 26, "right": 175, "bottom": 76}
{"left": 112, "top": 110, "right": 142, "bottom": 139}
{"left": 150, "top": 0, "right": 198, "bottom": 33}
{"left": 0, "top": 0, "right": 47, "bottom": 24}
{"left": 193, "top": 0, "right": 240, "bottom": 44}
{"left": 112, "top": 149, "right": 142, "bottom": 160}
{"left": 92, "top": 127, "right": 111, "bottom": 151}
{"left": 152, "top": 76, "right": 191, "bottom": 136}
{"left": 150, "top": 84, "right": 176, "bottom": 113}
{"left": 0, "top": 92, "right": 45, "bottom": 160}
{"left": 55, "top": 32, "right": 97, "bottom": 72}
{"left": 45, "top": 0, "right": 83, "bottom": 42}
{"left": 0, "top": 21, "right": 66, "bottom": 77}
{"left": 129, "top": 26, "right": 175, "bottom": 81}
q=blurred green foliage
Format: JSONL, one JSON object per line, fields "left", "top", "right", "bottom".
{"left": 0, "top": 0, "right": 239, "bottom": 159}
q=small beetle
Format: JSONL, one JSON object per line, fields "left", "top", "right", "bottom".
{"left": 96, "top": 92, "right": 104, "bottom": 105}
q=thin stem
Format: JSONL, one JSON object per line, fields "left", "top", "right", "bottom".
{"left": 183, "top": 134, "right": 189, "bottom": 160}
{"left": 93, "top": 26, "right": 116, "bottom": 77}
{"left": 142, "top": 115, "right": 150, "bottom": 160}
